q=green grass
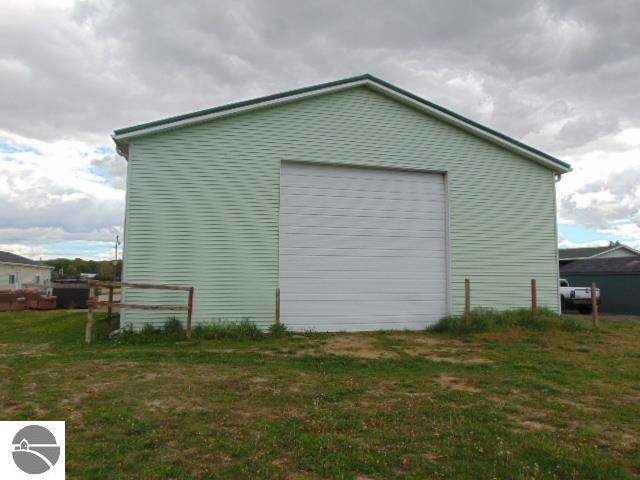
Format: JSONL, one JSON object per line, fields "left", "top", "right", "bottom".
{"left": 1, "top": 310, "right": 639, "bottom": 479}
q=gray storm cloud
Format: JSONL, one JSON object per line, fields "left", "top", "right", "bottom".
{"left": 0, "top": 0, "right": 639, "bottom": 255}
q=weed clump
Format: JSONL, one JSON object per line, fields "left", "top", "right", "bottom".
{"left": 192, "top": 319, "right": 264, "bottom": 340}
{"left": 118, "top": 317, "right": 187, "bottom": 344}
{"left": 115, "top": 318, "right": 289, "bottom": 343}
{"left": 268, "top": 323, "right": 290, "bottom": 338}
{"left": 428, "top": 308, "right": 589, "bottom": 335}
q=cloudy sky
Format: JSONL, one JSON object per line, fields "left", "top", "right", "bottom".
{"left": 1, "top": 0, "right": 639, "bottom": 260}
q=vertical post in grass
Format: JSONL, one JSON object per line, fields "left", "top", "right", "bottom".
{"left": 275, "top": 287, "right": 281, "bottom": 325}
{"left": 107, "top": 285, "right": 114, "bottom": 328}
{"left": 464, "top": 278, "right": 471, "bottom": 325}
{"left": 591, "top": 282, "right": 599, "bottom": 328}
{"left": 85, "top": 283, "right": 95, "bottom": 344}
{"left": 187, "top": 287, "right": 194, "bottom": 339}
{"left": 531, "top": 279, "right": 537, "bottom": 321}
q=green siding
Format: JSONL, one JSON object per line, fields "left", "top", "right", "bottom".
{"left": 123, "top": 86, "right": 560, "bottom": 328}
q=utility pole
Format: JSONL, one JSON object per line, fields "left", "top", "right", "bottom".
{"left": 114, "top": 235, "right": 121, "bottom": 280}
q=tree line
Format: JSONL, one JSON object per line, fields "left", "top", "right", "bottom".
{"left": 45, "top": 258, "right": 122, "bottom": 280}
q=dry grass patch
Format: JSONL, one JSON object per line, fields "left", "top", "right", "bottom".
{"left": 438, "top": 374, "right": 481, "bottom": 393}
{"left": 299, "top": 334, "right": 399, "bottom": 359}
{"left": 518, "top": 419, "right": 556, "bottom": 431}
{"left": 411, "top": 351, "right": 492, "bottom": 364}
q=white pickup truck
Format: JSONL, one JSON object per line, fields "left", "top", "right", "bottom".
{"left": 560, "top": 279, "right": 601, "bottom": 314}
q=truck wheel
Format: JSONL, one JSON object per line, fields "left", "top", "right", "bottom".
{"left": 577, "top": 305, "right": 592, "bottom": 314}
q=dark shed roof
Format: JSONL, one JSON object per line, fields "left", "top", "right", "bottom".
{"left": 0, "top": 251, "right": 44, "bottom": 266}
{"left": 558, "top": 246, "right": 614, "bottom": 260}
{"left": 560, "top": 257, "right": 640, "bottom": 275}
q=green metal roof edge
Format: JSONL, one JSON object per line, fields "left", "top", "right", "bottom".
{"left": 113, "top": 74, "right": 371, "bottom": 136}
{"left": 367, "top": 75, "right": 571, "bottom": 170}
{"left": 113, "top": 73, "right": 570, "bottom": 171}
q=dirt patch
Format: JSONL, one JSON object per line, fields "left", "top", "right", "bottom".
{"left": 387, "top": 333, "right": 457, "bottom": 346}
{"left": 300, "top": 335, "right": 398, "bottom": 359}
{"left": 0, "top": 342, "right": 51, "bottom": 357}
{"left": 519, "top": 420, "right": 556, "bottom": 431}
{"left": 283, "top": 332, "right": 481, "bottom": 360}
{"left": 438, "top": 374, "right": 481, "bottom": 393}
{"left": 555, "top": 397, "right": 602, "bottom": 413}
{"left": 285, "top": 472, "right": 315, "bottom": 480}
{"left": 144, "top": 397, "right": 189, "bottom": 412}
{"left": 408, "top": 350, "right": 492, "bottom": 364}
{"left": 505, "top": 411, "right": 557, "bottom": 432}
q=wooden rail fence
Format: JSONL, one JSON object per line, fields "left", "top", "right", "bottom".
{"left": 85, "top": 281, "right": 194, "bottom": 344}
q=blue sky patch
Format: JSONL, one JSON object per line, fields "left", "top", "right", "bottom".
{"left": 558, "top": 223, "right": 611, "bottom": 244}
{"left": 43, "top": 240, "right": 114, "bottom": 260}
{"left": 0, "top": 141, "right": 41, "bottom": 155}
{"left": 95, "top": 145, "right": 115, "bottom": 155}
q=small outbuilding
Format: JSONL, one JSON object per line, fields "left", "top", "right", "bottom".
{"left": 113, "top": 74, "right": 571, "bottom": 331}
{"left": 559, "top": 243, "right": 640, "bottom": 267}
{"left": 0, "top": 251, "right": 53, "bottom": 293}
{"left": 560, "top": 257, "right": 640, "bottom": 315}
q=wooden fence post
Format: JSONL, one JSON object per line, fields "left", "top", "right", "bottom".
{"left": 531, "top": 279, "right": 537, "bottom": 321}
{"left": 464, "top": 278, "right": 471, "bottom": 325}
{"left": 85, "top": 284, "right": 96, "bottom": 344}
{"left": 107, "top": 285, "right": 114, "bottom": 329}
{"left": 187, "top": 287, "right": 194, "bottom": 339}
{"left": 275, "top": 287, "right": 281, "bottom": 325}
{"left": 591, "top": 282, "right": 599, "bottom": 328}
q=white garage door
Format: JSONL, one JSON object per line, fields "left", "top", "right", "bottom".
{"left": 279, "top": 162, "right": 448, "bottom": 331}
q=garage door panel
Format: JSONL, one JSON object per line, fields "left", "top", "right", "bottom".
{"left": 281, "top": 185, "right": 445, "bottom": 202}
{"left": 280, "top": 273, "right": 446, "bottom": 284}
{"left": 284, "top": 292, "right": 446, "bottom": 302}
{"left": 282, "top": 299, "right": 444, "bottom": 316}
{"left": 280, "top": 277, "right": 446, "bottom": 294}
{"left": 282, "top": 164, "right": 444, "bottom": 186}
{"left": 280, "top": 247, "right": 443, "bottom": 257}
{"left": 280, "top": 195, "right": 442, "bottom": 213}
{"left": 280, "top": 235, "right": 445, "bottom": 251}
{"left": 280, "top": 256, "right": 446, "bottom": 273}
{"left": 280, "top": 214, "right": 445, "bottom": 231}
{"left": 279, "top": 162, "right": 447, "bottom": 331}
{"left": 281, "top": 255, "right": 444, "bottom": 279}
{"left": 279, "top": 224, "right": 445, "bottom": 237}
{"left": 280, "top": 206, "right": 445, "bottom": 221}
{"left": 284, "top": 315, "right": 445, "bottom": 332}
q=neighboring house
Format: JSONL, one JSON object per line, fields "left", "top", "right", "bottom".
{"left": 113, "top": 74, "right": 571, "bottom": 331}
{"left": 0, "top": 251, "right": 54, "bottom": 293}
{"left": 560, "top": 257, "right": 640, "bottom": 315}
{"left": 559, "top": 242, "right": 640, "bottom": 267}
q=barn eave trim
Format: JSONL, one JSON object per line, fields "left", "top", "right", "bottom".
{"left": 112, "top": 74, "right": 571, "bottom": 173}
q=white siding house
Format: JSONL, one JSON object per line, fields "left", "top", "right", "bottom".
{"left": 0, "top": 252, "right": 53, "bottom": 293}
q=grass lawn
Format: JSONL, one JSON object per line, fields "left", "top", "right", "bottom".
{"left": 1, "top": 310, "right": 639, "bottom": 479}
